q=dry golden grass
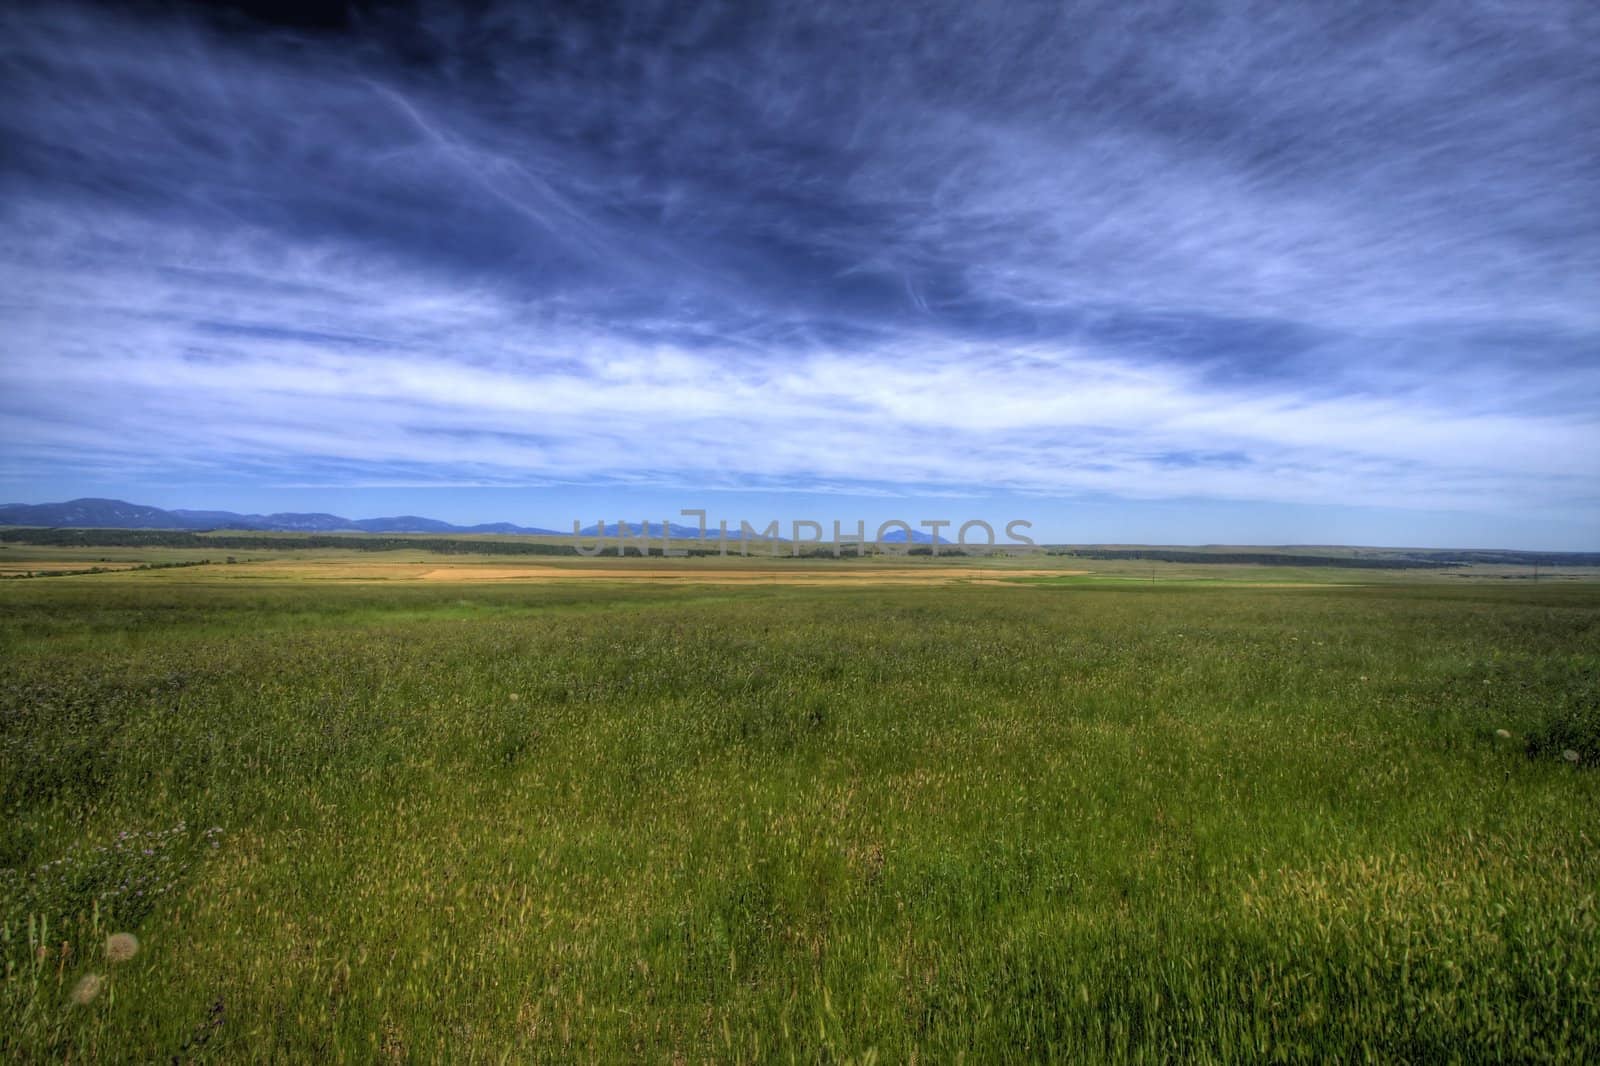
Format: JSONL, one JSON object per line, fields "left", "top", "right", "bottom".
{"left": 0, "top": 561, "right": 143, "bottom": 575}
{"left": 152, "top": 555, "right": 1092, "bottom": 585}
{"left": 416, "top": 564, "right": 1087, "bottom": 585}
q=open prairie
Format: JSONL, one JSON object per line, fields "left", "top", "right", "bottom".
{"left": 2, "top": 556, "right": 1598, "bottom": 1061}
{"left": 8, "top": 0, "right": 1598, "bottom": 1058}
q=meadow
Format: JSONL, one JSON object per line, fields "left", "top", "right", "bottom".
{"left": 2, "top": 556, "right": 1597, "bottom": 1061}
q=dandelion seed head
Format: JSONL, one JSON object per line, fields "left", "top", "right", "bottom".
{"left": 106, "top": 932, "right": 139, "bottom": 962}
{"left": 72, "top": 974, "right": 104, "bottom": 1005}
{"left": 1495, "top": 729, "right": 1511, "bottom": 739}
{"left": 1562, "top": 749, "right": 1581, "bottom": 763}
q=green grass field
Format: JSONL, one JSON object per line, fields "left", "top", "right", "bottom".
{"left": 3, "top": 564, "right": 1598, "bottom": 1061}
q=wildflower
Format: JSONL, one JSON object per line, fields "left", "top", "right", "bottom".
{"left": 1562, "top": 749, "right": 1581, "bottom": 764}
{"left": 106, "top": 932, "right": 139, "bottom": 963}
{"left": 72, "top": 974, "right": 104, "bottom": 1005}
{"left": 1495, "top": 729, "right": 1511, "bottom": 739}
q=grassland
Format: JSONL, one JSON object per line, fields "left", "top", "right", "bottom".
{"left": 2, "top": 552, "right": 1598, "bottom": 1061}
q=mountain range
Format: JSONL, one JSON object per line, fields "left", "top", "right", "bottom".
{"left": 0, "top": 499, "right": 957, "bottom": 542}
{"left": 0, "top": 498, "right": 562, "bottom": 536}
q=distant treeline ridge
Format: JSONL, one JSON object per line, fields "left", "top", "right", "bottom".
{"left": 1050, "top": 549, "right": 1600, "bottom": 568}
{"left": 3, "top": 527, "right": 1595, "bottom": 567}
{"left": 0, "top": 528, "right": 581, "bottom": 555}
{"left": 1049, "top": 549, "right": 1460, "bottom": 569}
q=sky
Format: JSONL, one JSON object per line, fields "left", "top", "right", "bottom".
{"left": 1, "top": 0, "right": 1596, "bottom": 548}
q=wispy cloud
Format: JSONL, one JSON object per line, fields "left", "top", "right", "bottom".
{"left": 1, "top": 1, "right": 1596, "bottom": 536}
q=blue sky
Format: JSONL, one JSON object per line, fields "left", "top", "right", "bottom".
{"left": 1, "top": 1, "right": 1596, "bottom": 547}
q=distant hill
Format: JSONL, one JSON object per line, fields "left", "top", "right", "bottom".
{"left": 878, "top": 527, "right": 953, "bottom": 545}
{"left": 0, "top": 498, "right": 561, "bottom": 536}
{"left": 0, "top": 498, "right": 196, "bottom": 529}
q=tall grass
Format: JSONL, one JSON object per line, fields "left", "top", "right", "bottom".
{"left": 2, "top": 579, "right": 1597, "bottom": 1061}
